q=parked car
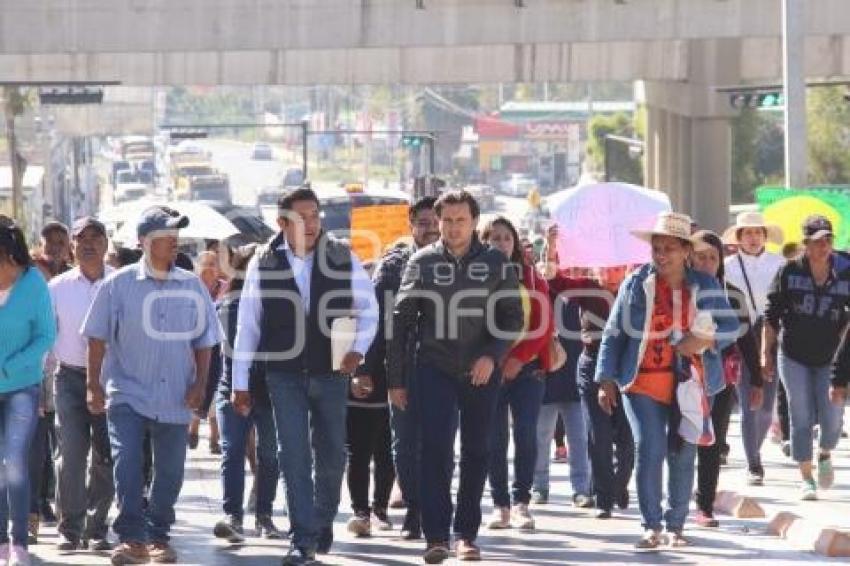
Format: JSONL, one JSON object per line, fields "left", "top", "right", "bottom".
{"left": 251, "top": 142, "right": 274, "bottom": 160}
{"left": 114, "top": 170, "right": 150, "bottom": 203}
{"left": 500, "top": 173, "right": 538, "bottom": 197}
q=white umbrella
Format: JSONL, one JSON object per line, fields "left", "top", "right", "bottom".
{"left": 550, "top": 182, "right": 672, "bottom": 268}
{"left": 110, "top": 201, "right": 240, "bottom": 246}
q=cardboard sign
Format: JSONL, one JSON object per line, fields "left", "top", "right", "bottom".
{"left": 350, "top": 204, "right": 411, "bottom": 262}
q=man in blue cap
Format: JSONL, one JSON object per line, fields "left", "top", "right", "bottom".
{"left": 83, "top": 205, "right": 223, "bottom": 564}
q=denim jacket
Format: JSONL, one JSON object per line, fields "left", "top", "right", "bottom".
{"left": 594, "top": 264, "right": 738, "bottom": 397}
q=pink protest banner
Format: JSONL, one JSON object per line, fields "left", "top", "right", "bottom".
{"left": 549, "top": 182, "right": 671, "bottom": 268}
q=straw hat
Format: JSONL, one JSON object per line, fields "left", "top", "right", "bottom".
{"left": 631, "top": 212, "right": 697, "bottom": 245}
{"left": 722, "top": 211, "right": 784, "bottom": 246}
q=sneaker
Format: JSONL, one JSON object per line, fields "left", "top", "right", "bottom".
{"left": 213, "top": 515, "right": 245, "bottom": 544}
{"left": 800, "top": 479, "right": 818, "bottom": 501}
{"left": 694, "top": 510, "right": 719, "bottom": 528}
{"left": 746, "top": 466, "right": 764, "bottom": 486}
{"left": 423, "top": 541, "right": 450, "bottom": 564}
{"left": 455, "top": 539, "right": 481, "bottom": 561}
{"left": 817, "top": 456, "right": 834, "bottom": 489}
{"left": 595, "top": 508, "right": 612, "bottom": 519}
{"left": 57, "top": 534, "right": 82, "bottom": 552}
{"left": 634, "top": 529, "right": 662, "bottom": 549}
{"left": 282, "top": 544, "right": 316, "bottom": 566}
{"left": 316, "top": 526, "right": 333, "bottom": 554}
{"left": 553, "top": 445, "right": 568, "bottom": 463}
{"left": 255, "top": 514, "right": 286, "bottom": 539}
{"left": 486, "top": 507, "right": 511, "bottom": 529}
{"left": 110, "top": 542, "right": 150, "bottom": 565}
{"left": 87, "top": 536, "right": 113, "bottom": 552}
{"left": 665, "top": 530, "right": 689, "bottom": 547}
{"left": 9, "top": 545, "right": 30, "bottom": 566}
{"left": 400, "top": 508, "right": 422, "bottom": 540}
{"left": 373, "top": 508, "right": 393, "bottom": 531}
{"left": 346, "top": 512, "right": 372, "bottom": 538}
{"left": 573, "top": 493, "right": 595, "bottom": 508}
{"left": 781, "top": 441, "right": 792, "bottom": 458}
{"left": 26, "top": 514, "right": 38, "bottom": 546}
{"left": 209, "top": 441, "right": 222, "bottom": 455}
{"left": 511, "top": 503, "right": 535, "bottom": 530}
{"left": 532, "top": 490, "right": 548, "bottom": 505}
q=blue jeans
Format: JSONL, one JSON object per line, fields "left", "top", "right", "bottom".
{"left": 622, "top": 393, "right": 696, "bottom": 532}
{"left": 0, "top": 384, "right": 40, "bottom": 547}
{"left": 418, "top": 365, "right": 500, "bottom": 543}
{"left": 487, "top": 366, "right": 545, "bottom": 507}
{"left": 215, "top": 392, "right": 279, "bottom": 519}
{"left": 107, "top": 403, "right": 188, "bottom": 544}
{"left": 533, "top": 402, "right": 590, "bottom": 496}
{"left": 736, "top": 364, "right": 778, "bottom": 471}
{"left": 389, "top": 370, "right": 420, "bottom": 510}
{"left": 778, "top": 351, "right": 845, "bottom": 463}
{"left": 265, "top": 373, "right": 348, "bottom": 552}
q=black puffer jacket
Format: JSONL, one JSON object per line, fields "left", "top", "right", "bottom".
{"left": 388, "top": 237, "right": 524, "bottom": 387}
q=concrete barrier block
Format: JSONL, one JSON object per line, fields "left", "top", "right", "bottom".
{"left": 766, "top": 511, "right": 800, "bottom": 537}
{"left": 714, "top": 490, "right": 766, "bottom": 519}
{"left": 813, "top": 529, "right": 850, "bottom": 558}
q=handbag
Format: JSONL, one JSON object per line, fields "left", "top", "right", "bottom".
{"left": 674, "top": 356, "right": 715, "bottom": 447}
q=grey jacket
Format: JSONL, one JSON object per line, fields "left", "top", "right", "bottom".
{"left": 388, "top": 237, "right": 524, "bottom": 388}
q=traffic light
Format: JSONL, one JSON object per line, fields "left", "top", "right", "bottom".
{"left": 38, "top": 87, "right": 104, "bottom": 105}
{"left": 729, "top": 92, "right": 784, "bottom": 109}
{"left": 401, "top": 134, "right": 424, "bottom": 148}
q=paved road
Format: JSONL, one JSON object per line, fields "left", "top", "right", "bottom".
{"left": 28, "top": 412, "right": 849, "bottom": 565}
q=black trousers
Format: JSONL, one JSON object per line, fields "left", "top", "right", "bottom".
{"left": 346, "top": 406, "right": 395, "bottom": 514}
{"left": 695, "top": 385, "right": 737, "bottom": 513}
{"left": 29, "top": 411, "right": 56, "bottom": 514}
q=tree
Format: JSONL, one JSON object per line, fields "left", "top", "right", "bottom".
{"left": 731, "top": 108, "right": 761, "bottom": 203}
{"left": 2, "top": 86, "right": 31, "bottom": 220}
{"left": 586, "top": 112, "right": 643, "bottom": 185}
{"left": 807, "top": 86, "right": 850, "bottom": 185}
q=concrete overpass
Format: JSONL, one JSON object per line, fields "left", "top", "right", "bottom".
{"left": 4, "top": 0, "right": 850, "bottom": 230}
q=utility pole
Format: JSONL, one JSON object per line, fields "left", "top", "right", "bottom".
{"left": 783, "top": 0, "right": 807, "bottom": 188}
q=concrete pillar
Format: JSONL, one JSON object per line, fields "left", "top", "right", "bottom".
{"left": 783, "top": 0, "right": 807, "bottom": 188}
{"left": 644, "top": 106, "right": 660, "bottom": 189}
{"left": 677, "top": 115, "right": 693, "bottom": 217}
{"left": 689, "top": 117, "right": 732, "bottom": 232}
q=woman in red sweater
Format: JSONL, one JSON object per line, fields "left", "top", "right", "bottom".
{"left": 482, "top": 217, "right": 556, "bottom": 532}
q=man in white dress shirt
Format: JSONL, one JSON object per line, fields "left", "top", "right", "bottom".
{"left": 233, "top": 187, "right": 378, "bottom": 566}
{"left": 48, "top": 217, "right": 114, "bottom": 552}
{"left": 723, "top": 211, "right": 786, "bottom": 485}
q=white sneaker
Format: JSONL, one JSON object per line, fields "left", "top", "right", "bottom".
{"left": 8, "top": 546, "right": 29, "bottom": 566}
{"left": 511, "top": 503, "right": 535, "bottom": 530}
{"left": 486, "top": 507, "right": 511, "bottom": 529}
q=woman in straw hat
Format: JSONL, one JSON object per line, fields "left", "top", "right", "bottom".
{"left": 595, "top": 212, "right": 738, "bottom": 549}
{"left": 722, "top": 211, "right": 787, "bottom": 485}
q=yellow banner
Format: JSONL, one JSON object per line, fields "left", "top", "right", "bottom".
{"left": 350, "top": 204, "right": 411, "bottom": 263}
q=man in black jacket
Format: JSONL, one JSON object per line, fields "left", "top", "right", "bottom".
{"left": 345, "top": 196, "right": 439, "bottom": 541}
{"left": 389, "top": 190, "right": 524, "bottom": 564}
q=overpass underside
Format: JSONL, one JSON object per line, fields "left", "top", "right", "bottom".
{"left": 5, "top": 0, "right": 850, "bottom": 230}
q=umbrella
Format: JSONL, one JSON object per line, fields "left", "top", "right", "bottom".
{"left": 108, "top": 201, "right": 241, "bottom": 246}
{"left": 550, "top": 182, "right": 671, "bottom": 268}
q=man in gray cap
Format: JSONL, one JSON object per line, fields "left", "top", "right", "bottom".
{"left": 82, "top": 206, "right": 223, "bottom": 564}
{"left": 49, "top": 216, "right": 115, "bottom": 553}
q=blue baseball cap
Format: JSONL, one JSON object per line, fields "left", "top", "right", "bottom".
{"left": 137, "top": 206, "right": 189, "bottom": 239}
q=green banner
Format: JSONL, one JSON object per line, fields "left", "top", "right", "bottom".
{"left": 755, "top": 186, "right": 850, "bottom": 249}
